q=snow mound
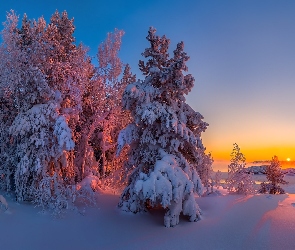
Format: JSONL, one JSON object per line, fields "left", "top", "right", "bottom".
{"left": 120, "top": 153, "right": 202, "bottom": 227}
{"left": 0, "top": 195, "right": 8, "bottom": 210}
{"left": 77, "top": 174, "right": 102, "bottom": 193}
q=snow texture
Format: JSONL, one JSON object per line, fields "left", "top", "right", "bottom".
{"left": 2, "top": 180, "right": 295, "bottom": 249}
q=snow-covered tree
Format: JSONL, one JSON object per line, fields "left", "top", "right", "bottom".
{"left": 117, "top": 27, "right": 207, "bottom": 227}
{"left": 0, "top": 11, "right": 39, "bottom": 191}
{"left": 0, "top": 11, "right": 77, "bottom": 214}
{"left": 214, "top": 170, "right": 222, "bottom": 190}
{"left": 94, "top": 29, "right": 133, "bottom": 179}
{"left": 10, "top": 101, "right": 75, "bottom": 212}
{"left": 227, "top": 143, "right": 254, "bottom": 194}
{"left": 40, "top": 11, "right": 94, "bottom": 183}
{"left": 75, "top": 29, "right": 134, "bottom": 186}
{"left": 197, "top": 152, "right": 214, "bottom": 193}
{"left": 0, "top": 91, "right": 17, "bottom": 191}
{"left": 0, "top": 11, "right": 133, "bottom": 203}
{"left": 42, "top": 10, "right": 91, "bottom": 117}
{"left": 259, "top": 156, "right": 287, "bottom": 194}
{"left": 102, "top": 64, "right": 135, "bottom": 189}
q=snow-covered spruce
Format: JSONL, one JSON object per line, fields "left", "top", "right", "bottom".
{"left": 9, "top": 100, "right": 75, "bottom": 212}
{"left": 227, "top": 143, "right": 255, "bottom": 195}
{"left": 197, "top": 152, "right": 214, "bottom": 194}
{"left": 0, "top": 11, "right": 79, "bottom": 212}
{"left": 117, "top": 27, "right": 208, "bottom": 227}
{"left": 259, "top": 156, "right": 287, "bottom": 194}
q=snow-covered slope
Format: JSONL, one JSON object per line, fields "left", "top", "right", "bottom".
{"left": 1, "top": 183, "right": 295, "bottom": 250}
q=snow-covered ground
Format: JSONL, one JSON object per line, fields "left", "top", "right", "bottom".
{"left": 1, "top": 175, "right": 295, "bottom": 250}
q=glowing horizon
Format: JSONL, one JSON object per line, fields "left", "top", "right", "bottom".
{"left": 206, "top": 145, "right": 295, "bottom": 163}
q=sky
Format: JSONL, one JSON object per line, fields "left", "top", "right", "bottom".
{"left": 0, "top": 0, "right": 294, "bottom": 166}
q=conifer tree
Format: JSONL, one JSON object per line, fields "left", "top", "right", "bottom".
{"left": 260, "top": 156, "right": 287, "bottom": 194}
{"left": 0, "top": 93, "right": 17, "bottom": 191}
{"left": 197, "top": 152, "right": 214, "bottom": 193}
{"left": 0, "top": 11, "right": 76, "bottom": 213}
{"left": 227, "top": 143, "right": 254, "bottom": 194}
{"left": 214, "top": 170, "right": 222, "bottom": 190}
{"left": 117, "top": 27, "right": 207, "bottom": 227}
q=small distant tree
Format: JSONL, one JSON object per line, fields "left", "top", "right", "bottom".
{"left": 197, "top": 153, "right": 214, "bottom": 193}
{"left": 227, "top": 143, "right": 254, "bottom": 194}
{"left": 259, "top": 156, "right": 287, "bottom": 194}
{"left": 214, "top": 170, "right": 222, "bottom": 190}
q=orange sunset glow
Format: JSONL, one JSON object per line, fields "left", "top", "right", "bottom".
{"left": 209, "top": 146, "right": 295, "bottom": 163}
{"left": 197, "top": 109, "right": 295, "bottom": 169}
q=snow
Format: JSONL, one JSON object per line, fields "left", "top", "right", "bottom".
{"left": 2, "top": 175, "right": 295, "bottom": 249}
{"left": 54, "top": 116, "right": 75, "bottom": 151}
{"left": 131, "top": 153, "right": 202, "bottom": 227}
{"left": 0, "top": 195, "right": 8, "bottom": 210}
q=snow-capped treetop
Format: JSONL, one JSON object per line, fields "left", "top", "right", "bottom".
{"left": 139, "top": 27, "right": 170, "bottom": 74}
{"left": 97, "top": 29, "right": 124, "bottom": 83}
{"left": 229, "top": 143, "right": 246, "bottom": 165}
{"left": 138, "top": 27, "right": 195, "bottom": 102}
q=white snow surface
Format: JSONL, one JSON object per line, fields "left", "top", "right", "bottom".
{"left": 2, "top": 176, "right": 295, "bottom": 249}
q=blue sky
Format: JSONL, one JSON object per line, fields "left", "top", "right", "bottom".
{"left": 1, "top": 0, "right": 294, "bottom": 162}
